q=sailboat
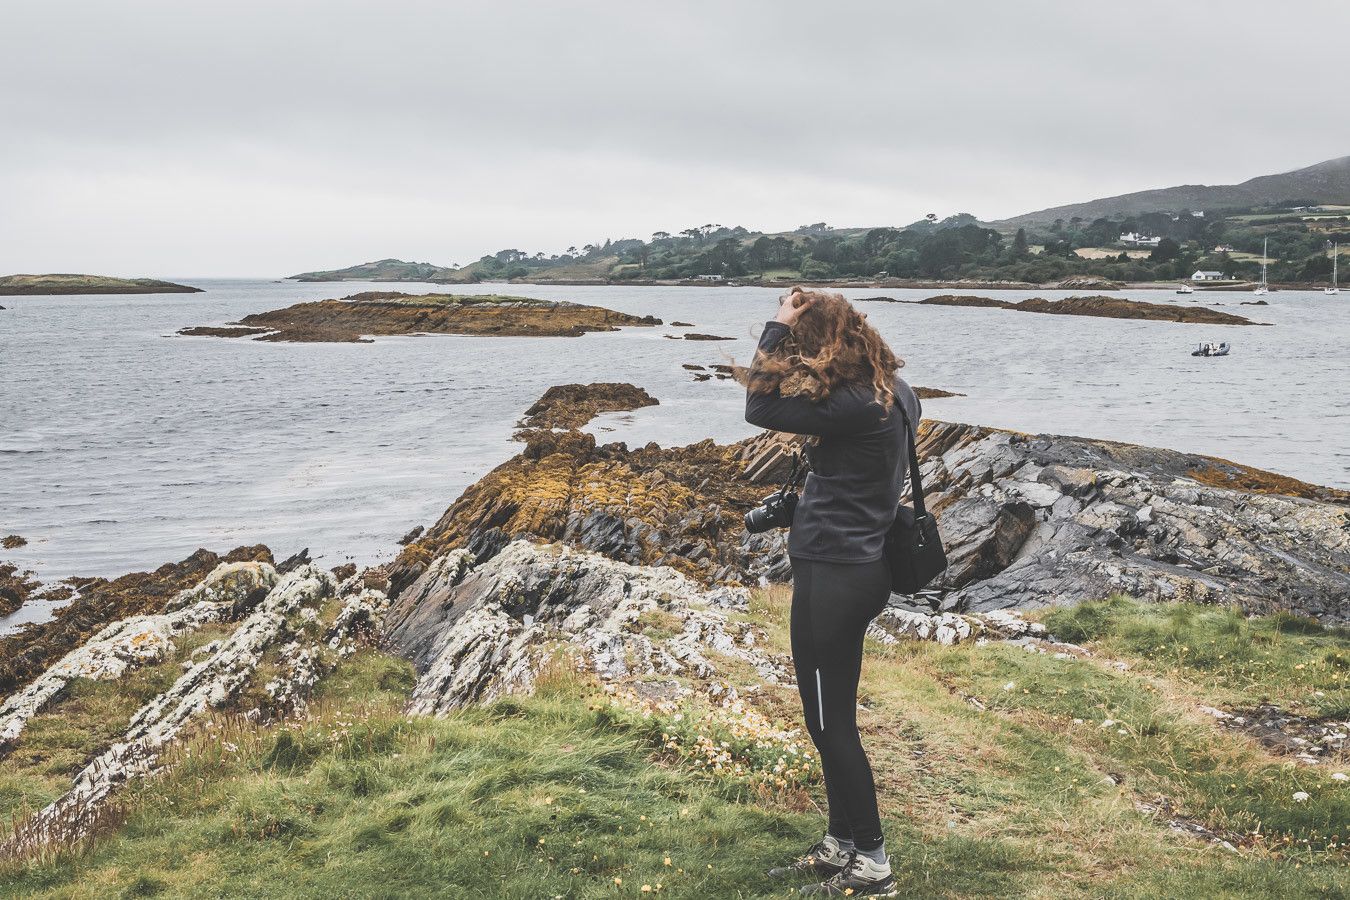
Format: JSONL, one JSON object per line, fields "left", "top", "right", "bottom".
{"left": 1327, "top": 243, "right": 1340, "bottom": 295}
{"left": 1254, "top": 238, "right": 1268, "bottom": 295}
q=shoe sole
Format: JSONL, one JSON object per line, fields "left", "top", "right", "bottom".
{"left": 799, "top": 879, "right": 897, "bottom": 897}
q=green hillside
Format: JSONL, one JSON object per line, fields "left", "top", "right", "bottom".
{"left": 1000, "top": 156, "right": 1350, "bottom": 227}
{"left": 288, "top": 258, "right": 457, "bottom": 282}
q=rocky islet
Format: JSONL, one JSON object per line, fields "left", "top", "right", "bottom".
{"left": 180, "top": 291, "right": 662, "bottom": 343}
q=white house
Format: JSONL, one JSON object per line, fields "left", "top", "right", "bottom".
{"left": 1191, "top": 270, "right": 1226, "bottom": 282}
{"left": 1213, "top": 244, "right": 1235, "bottom": 253}
{"left": 1119, "top": 232, "right": 1162, "bottom": 248}
{"left": 694, "top": 274, "right": 723, "bottom": 282}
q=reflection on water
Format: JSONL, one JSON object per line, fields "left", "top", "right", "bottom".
{"left": 2, "top": 279, "right": 1347, "bottom": 609}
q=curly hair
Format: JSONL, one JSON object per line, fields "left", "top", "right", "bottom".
{"left": 746, "top": 287, "right": 903, "bottom": 409}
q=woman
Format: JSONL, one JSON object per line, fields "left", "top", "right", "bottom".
{"left": 745, "top": 286, "right": 920, "bottom": 897}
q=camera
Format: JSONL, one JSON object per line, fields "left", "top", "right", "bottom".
{"left": 744, "top": 488, "right": 798, "bottom": 533}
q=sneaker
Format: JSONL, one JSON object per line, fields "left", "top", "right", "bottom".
{"left": 800, "top": 851, "right": 896, "bottom": 896}
{"left": 767, "top": 835, "right": 851, "bottom": 879}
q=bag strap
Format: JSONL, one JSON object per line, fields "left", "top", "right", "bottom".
{"left": 779, "top": 450, "right": 807, "bottom": 497}
{"left": 895, "top": 403, "right": 929, "bottom": 519}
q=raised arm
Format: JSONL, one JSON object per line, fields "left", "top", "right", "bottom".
{"left": 744, "top": 321, "right": 881, "bottom": 437}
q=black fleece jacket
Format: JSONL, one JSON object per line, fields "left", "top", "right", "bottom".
{"left": 744, "top": 320, "right": 921, "bottom": 563}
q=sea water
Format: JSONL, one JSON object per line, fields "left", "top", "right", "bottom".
{"left": 2, "top": 279, "right": 1346, "bottom": 627}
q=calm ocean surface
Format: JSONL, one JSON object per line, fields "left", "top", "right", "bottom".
{"left": 2, "top": 279, "right": 1347, "bottom": 627}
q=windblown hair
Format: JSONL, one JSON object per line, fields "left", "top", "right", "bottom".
{"left": 747, "top": 287, "right": 903, "bottom": 408}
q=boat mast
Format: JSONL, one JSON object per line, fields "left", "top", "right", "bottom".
{"left": 1261, "top": 238, "right": 1267, "bottom": 289}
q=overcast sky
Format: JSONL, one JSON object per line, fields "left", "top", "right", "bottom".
{"left": 4, "top": 1, "right": 1347, "bottom": 277}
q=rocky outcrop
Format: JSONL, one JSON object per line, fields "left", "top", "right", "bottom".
{"left": 387, "top": 429, "right": 784, "bottom": 595}
{"left": 0, "top": 562, "right": 278, "bottom": 753}
{"left": 517, "top": 382, "right": 658, "bottom": 432}
{"left": 384, "top": 540, "right": 786, "bottom": 716}
{"left": 913, "top": 387, "right": 965, "bottom": 400}
{"left": 1057, "top": 275, "right": 1123, "bottom": 290}
{"left": 177, "top": 325, "right": 269, "bottom": 338}
{"left": 391, "top": 413, "right": 1349, "bottom": 624}
{"left": 1, "top": 564, "right": 389, "bottom": 856}
{"left": 0, "top": 563, "right": 41, "bottom": 617}
{"left": 920, "top": 294, "right": 1262, "bottom": 326}
{"left": 908, "top": 422, "right": 1349, "bottom": 620}
{"left": 920, "top": 294, "right": 1008, "bottom": 309}
{"left": 0, "top": 274, "right": 202, "bottom": 295}
{"left": 0, "top": 545, "right": 273, "bottom": 697}
{"left": 183, "top": 292, "right": 662, "bottom": 343}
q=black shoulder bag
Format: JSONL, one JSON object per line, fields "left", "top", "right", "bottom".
{"left": 884, "top": 407, "right": 948, "bottom": 594}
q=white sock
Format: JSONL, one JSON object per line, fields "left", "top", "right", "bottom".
{"left": 856, "top": 842, "right": 889, "bottom": 870}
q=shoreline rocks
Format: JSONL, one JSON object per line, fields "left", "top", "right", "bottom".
{"left": 920, "top": 294, "right": 1263, "bottom": 325}
{"left": 516, "top": 382, "right": 658, "bottom": 433}
{"left": 180, "top": 291, "right": 662, "bottom": 343}
{"left": 0, "top": 545, "right": 273, "bottom": 698}
{"left": 389, "top": 410, "right": 1349, "bottom": 624}
{"left": 914, "top": 387, "right": 966, "bottom": 399}
{"left": 908, "top": 422, "right": 1349, "bottom": 620}
{"left": 0, "top": 562, "right": 279, "bottom": 754}
{"left": 1, "top": 563, "right": 390, "bottom": 856}
{"left": 0, "top": 564, "right": 41, "bottom": 618}
{"left": 387, "top": 427, "right": 785, "bottom": 596}
{"left": 177, "top": 325, "right": 270, "bottom": 338}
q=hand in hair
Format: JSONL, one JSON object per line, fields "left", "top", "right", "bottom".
{"left": 773, "top": 289, "right": 814, "bottom": 327}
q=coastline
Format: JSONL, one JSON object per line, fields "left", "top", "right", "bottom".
{"left": 8, "top": 395, "right": 1348, "bottom": 637}
{"left": 2, "top": 384, "right": 1347, "bottom": 892}
{"left": 283, "top": 275, "right": 1284, "bottom": 292}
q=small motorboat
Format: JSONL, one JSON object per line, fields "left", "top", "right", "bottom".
{"left": 1191, "top": 341, "right": 1230, "bottom": 357}
{"left": 1176, "top": 284, "right": 1195, "bottom": 294}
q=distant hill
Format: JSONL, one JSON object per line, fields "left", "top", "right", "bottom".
{"left": 0, "top": 274, "right": 202, "bottom": 295}
{"left": 999, "top": 155, "right": 1350, "bottom": 226}
{"left": 289, "top": 259, "right": 456, "bottom": 282}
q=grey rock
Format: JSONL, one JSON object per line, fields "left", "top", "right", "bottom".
{"left": 907, "top": 423, "right": 1350, "bottom": 622}
{"left": 2, "top": 563, "right": 387, "bottom": 856}
{"left": 386, "top": 540, "right": 787, "bottom": 716}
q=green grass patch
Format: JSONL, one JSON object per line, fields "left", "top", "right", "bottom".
{"left": 0, "top": 623, "right": 236, "bottom": 825}
{"left": 1043, "top": 597, "right": 1350, "bottom": 717}
{"left": 2, "top": 597, "right": 1347, "bottom": 898}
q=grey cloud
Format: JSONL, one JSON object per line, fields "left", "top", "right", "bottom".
{"left": 2, "top": 0, "right": 1347, "bottom": 274}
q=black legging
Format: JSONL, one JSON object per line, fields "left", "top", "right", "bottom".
{"left": 789, "top": 555, "right": 891, "bottom": 851}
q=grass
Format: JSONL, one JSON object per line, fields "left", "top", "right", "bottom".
{"left": 1043, "top": 597, "right": 1350, "bottom": 717}
{"left": 0, "top": 596, "right": 1346, "bottom": 897}
{"left": 0, "top": 624, "right": 236, "bottom": 826}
